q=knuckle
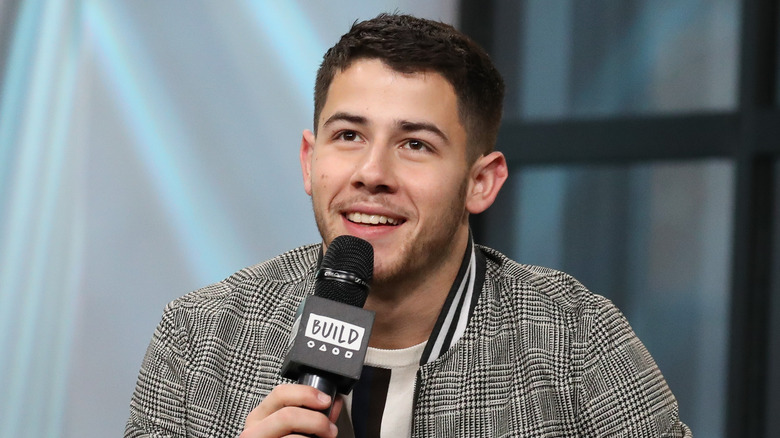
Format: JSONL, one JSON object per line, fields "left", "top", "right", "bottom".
{"left": 277, "top": 406, "right": 297, "bottom": 423}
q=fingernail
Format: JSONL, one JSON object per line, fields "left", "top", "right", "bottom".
{"left": 330, "top": 422, "right": 338, "bottom": 436}
{"left": 317, "top": 392, "right": 331, "bottom": 404}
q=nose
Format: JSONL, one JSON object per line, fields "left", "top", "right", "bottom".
{"left": 351, "top": 141, "right": 397, "bottom": 193}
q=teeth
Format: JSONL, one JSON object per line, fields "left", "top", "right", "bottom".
{"left": 347, "top": 212, "right": 399, "bottom": 225}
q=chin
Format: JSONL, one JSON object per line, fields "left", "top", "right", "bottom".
{"left": 371, "top": 258, "right": 411, "bottom": 285}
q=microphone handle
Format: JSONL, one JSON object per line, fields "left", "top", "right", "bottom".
{"left": 298, "top": 372, "right": 338, "bottom": 416}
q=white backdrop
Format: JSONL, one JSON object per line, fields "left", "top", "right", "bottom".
{"left": 0, "top": 1, "right": 458, "bottom": 436}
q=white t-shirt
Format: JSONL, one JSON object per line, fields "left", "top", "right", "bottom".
{"left": 344, "top": 342, "right": 426, "bottom": 438}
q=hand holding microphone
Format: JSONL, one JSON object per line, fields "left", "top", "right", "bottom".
{"left": 240, "top": 236, "right": 374, "bottom": 438}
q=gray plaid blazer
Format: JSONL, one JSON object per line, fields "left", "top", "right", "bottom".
{"left": 125, "top": 244, "right": 691, "bottom": 437}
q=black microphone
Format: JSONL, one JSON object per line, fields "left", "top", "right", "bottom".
{"left": 281, "top": 235, "right": 375, "bottom": 416}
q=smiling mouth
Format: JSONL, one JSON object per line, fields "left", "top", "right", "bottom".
{"left": 346, "top": 212, "right": 402, "bottom": 226}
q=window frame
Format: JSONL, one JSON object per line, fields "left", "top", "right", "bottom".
{"left": 461, "top": 0, "right": 779, "bottom": 436}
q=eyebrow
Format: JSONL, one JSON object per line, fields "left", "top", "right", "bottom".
{"left": 322, "top": 112, "right": 367, "bottom": 128}
{"left": 323, "top": 111, "right": 449, "bottom": 143}
{"left": 398, "top": 120, "right": 449, "bottom": 143}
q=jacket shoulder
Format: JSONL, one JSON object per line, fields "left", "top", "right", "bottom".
{"left": 478, "top": 245, "right": 613, "bottom": 316}
{"left": 163, "top": 244, "right": 320, "bottom": 318}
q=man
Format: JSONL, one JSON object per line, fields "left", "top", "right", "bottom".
{"left": 126, "top": 13, "right": 691, "bottom": 437}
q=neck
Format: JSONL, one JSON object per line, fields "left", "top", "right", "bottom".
{"left": 364, "top": 231, "right": 470, "bottom": 350}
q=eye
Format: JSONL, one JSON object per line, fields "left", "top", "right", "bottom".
{"left": 336, "top": 130, "right": 363, "bottom": 142}
{"left": 402, "top": 139, "right": 431, "bottom": 152}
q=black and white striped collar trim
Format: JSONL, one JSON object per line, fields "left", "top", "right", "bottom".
{"left": 419, "top": 232, "right": 486, "bottom": 365}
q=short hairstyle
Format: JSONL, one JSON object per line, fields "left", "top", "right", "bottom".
{"left": 313, "top": 13, "right": 505, "bottom": 161}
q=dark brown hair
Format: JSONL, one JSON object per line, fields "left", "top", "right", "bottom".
{"left": 313, "top": 13, "right": 505, "bottom": 161}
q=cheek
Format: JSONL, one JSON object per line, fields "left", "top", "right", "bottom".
{"left": 309, "top": 157, "right": 329, "bottom": 190}
{"left": 314, "top": 170, "right": 336, "bottom": 195}
{"left": 313, "top": 154, "right": 359, "bottom": 195}
{"left": 412, "top": 173, "right": 468, "bottom": 213}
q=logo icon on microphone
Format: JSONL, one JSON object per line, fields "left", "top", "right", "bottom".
{"left": 305, "top": 313, "right": 364, "bottom": 358}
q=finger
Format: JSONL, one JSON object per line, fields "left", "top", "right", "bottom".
{"left": 246, "top": 384, "right": 332, "bottom": 423}
{"left": 328, "top": 396, "right": 344, "bottom": 424}
{"left": 240, "top": 406, "right": 337, "bottom": 438}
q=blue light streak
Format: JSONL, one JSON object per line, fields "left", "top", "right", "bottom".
{"left": 241, "top": 0, "right": 325, "bottom": 107}
{"left": 0, "top": 0, "right": 83, "bottom": 436}
{"left": 85, "top": 0, "right": 247, "bottom": 284}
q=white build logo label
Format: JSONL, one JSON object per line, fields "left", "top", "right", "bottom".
{"left": 305, "top": 313, "right": 365, "bottom": 353}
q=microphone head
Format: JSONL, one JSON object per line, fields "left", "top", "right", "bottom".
{"left": 316, "top": 235, "right": 373, "bottom": 307}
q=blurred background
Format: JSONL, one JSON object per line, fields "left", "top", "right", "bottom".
{"left": 0, "top": 1, "right": 777, "bottom": 437}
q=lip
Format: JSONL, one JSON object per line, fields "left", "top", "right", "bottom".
{"left": 342, "top": 203, "right": 405, "bottom": 221}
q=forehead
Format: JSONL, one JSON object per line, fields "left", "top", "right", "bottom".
{"left": 318, "top": 59, "right": 462, "bottom": 132}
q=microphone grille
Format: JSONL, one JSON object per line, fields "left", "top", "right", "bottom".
{"left": 317, "top": 235, "right": 374, "bottom": 307}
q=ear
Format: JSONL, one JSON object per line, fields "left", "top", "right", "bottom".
{"left": 300, "top": 129, "right": 316, "bottom": 196}
{"left": 465, "top": 151, "right": 508, "bottom": 214}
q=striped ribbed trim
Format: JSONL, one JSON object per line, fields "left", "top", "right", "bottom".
{"left": 419, "top": 233, "right": 486, "bottom": 365}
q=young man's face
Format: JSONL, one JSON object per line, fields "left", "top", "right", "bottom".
{"left": 300, "top": 59, "right": 488, "bottom": 285}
